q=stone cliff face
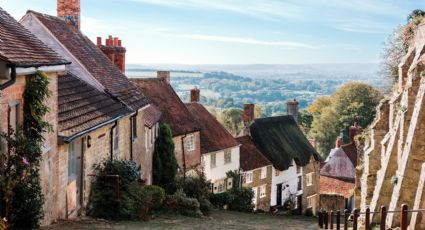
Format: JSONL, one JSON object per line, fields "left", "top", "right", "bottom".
{"left": 359, "top": 24, "right": 425, "bottom": 229}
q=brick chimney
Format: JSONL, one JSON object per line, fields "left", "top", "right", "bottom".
{"left": 157, "top": 71, "right": 170, "bottom": 83}
{"left": 57, "top": 0, "right": 81, "bottom": 29}
{"left": 97, "top": 35, "right": 126, "bottom": 73}
{"left": 190, "top": 88, "right": 200, "bottom": 103}
{"left": 349, "top": 122, "right": 363, "bottom": 142}
{"left": 243, "top": 104, "right": 255, "bottom": 125}
{"left": 287, "top": 99, "right": 299, "bottom": 123}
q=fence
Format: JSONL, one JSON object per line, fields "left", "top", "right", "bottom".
{"left": 318, "top": 204, "right": 425, "bottom": 230}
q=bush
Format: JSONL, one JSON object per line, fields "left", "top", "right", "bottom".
{"left": 87, "top": 160, "right": 142, "bottom": 220}
{"left": 176, "top": 172, "right": 213, "bottom": 215}
{"left": 210, "top": 192, "right": 232, "bottom": 209}
{"left": 210, "top": 188, "right": 253, "bottom": 212}
{"left": 139, "top": 185, "right": 165, "bottom": 220}
{"left": 164, "top": 189, "right": 203, "bottom": 218}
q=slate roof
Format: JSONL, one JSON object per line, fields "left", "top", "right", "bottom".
{"left": 58, "top": 73, "right": 132, "bottom": 141}
{"left": 320, "top": 175, "right": 355, "bottom": 198}
{"left": 28, "top": 11, "right": 149, "bottom": 110}
{"left": 236, "top": 135, "right": 272, "bottom": 171}
{"left": 131, "top": 78, "right": 200, "bottom": 136}
{"left": 0, "top": 8, "right": 68, "bottom": 67}
{"left": 144, "top": 104, "right": 162, "bottom": 128}
{"left": 249, "top": 115, "right": 321, "bottom": 171}
{"left": 341, "top": 142, "right": 357, "bottom": 167}
{"left": 186, "top": 103, "right": 239, "bottom": 154}
{"left": 320, "top": 147, "right": 355, "bottom": 181}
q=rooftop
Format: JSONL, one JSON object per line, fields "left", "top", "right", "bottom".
{"left": 236, "top": 135, "right": 272, "bottom": 171}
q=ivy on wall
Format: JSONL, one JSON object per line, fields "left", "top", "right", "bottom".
{"left": 0, "top": 70, "right": 52, "bottom": 229}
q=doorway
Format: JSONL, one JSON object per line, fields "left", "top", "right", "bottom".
{"left": 67, "top": 138, "right": 83, "bottom": 217}
{"left": 276, "top": 184, "right": 282, "bottom": 206}
{"left": 297, "top": 195, "right": 302, "bottom": 215}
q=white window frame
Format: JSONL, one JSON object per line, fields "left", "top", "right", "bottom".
{"left": 8, "top": 100, "right": 20, "bottom": 132}
{"left": 245, "top": 171, "right": 253, "bottom": 184}
{"left": 260, "top": 167, "right": 267, "bottom": 179}
{"left": 185, "top": 134, "right": 195, "bottom": 151}
{"left": 131, "top": 116, "right": 137, "bottom": 140}
{"left": 113, "top": 124, "right": 120, "bottom": 156}
{"left": 210, "top": 153, "right": 216, "bottom": 169}
{"left": 306, "top": 172, "right": 314, "bottom": 186}
{"left": 224, "top": 149, "right": 231, "bottom": 164}
{"left": 260, "top": 184, "right": 266, "bottom": 198}
{"left": 307, "top": 195, "right": 317, "bottom": 208}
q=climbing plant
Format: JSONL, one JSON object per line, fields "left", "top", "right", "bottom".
{"left": 0, "top": 70, "right": 51, "bottom": 229}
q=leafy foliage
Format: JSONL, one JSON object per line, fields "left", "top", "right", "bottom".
{"left": 153, "top": 124, "right": 178, "bottom": 194}
{"left": 87, "top": 160, "right": 142, "bottom": 220}
{"left": 0, "top": 71, "right": 51, "bottom": 229}
{"left": 210, "top": 188, "right": 254, "bottom": 212}
{"left": 163, "top": 189, "right": 203, "bottom": 218}
{"left": 176, "top": 171, "right": 213, "bottom": 215}
{"left": 139, "top": 185, "right": 165, "bottom": 220}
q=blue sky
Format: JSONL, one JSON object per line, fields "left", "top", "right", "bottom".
{"left": 2, "top": 0, "right": 425, "bottom": 64}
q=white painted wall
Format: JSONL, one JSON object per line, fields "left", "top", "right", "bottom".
{"left": 270, "top": 160, "right": 303, "bottom": 206}
{"left": 201, "top": 146, "right": 240, "bottom": 183}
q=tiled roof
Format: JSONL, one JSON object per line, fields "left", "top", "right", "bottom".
{"left": 58, "top": 73, "right": 132, "bottom": 140}
{"left": 341, "top": 142, "right": 357, "bottom": 167}
{"left": 320, "top": 147, "right": 355, "bottom": 181}
{"left": 236, "top": 135, "right": 271, "bottom": 171}
{"left": 28, "top": 11, "right": 149, "bottom": 110}
{"left": 144, "top": 105, "right": 161, "bottom": 128}
{"left": 131, "top": 78, "right": 200, "bottom": 136}
{"left": 320, "top": 175, "right": 355, "bottom": 198}
{"left": 0, "top": 8, "right": 68, "bottom": 67}
{"left": 249, "top": 115, "right": 321, "bottom": 171}
{"left": 186, "top": 103, "right": 239, "bottom": 154}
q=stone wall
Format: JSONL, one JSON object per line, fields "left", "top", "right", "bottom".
{"left": 173, "top": 131, "right": 201, "bottom": 173}
{"left": 302, "top": 156, "right": 320, "bottom": 216}
{"left": 243, "top": 165, "right": 273, "bottom": 211}
{"left": 320, "top": 194, "right": 346, "bottom": 212}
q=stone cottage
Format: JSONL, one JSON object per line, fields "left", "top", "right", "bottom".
{"left": 237, "top": 135, "right": 273, "bottom": 211}
{"left": 185, "top": 88, "right": 241, "bottom": 193}
{"left": 358, "top": 24, "right": 425, "bottom": 229}
{"left": 0, "top": 7, "right": 70, "bottom": 224}
{"left": 131, "top": 72, "right": 202, "bottom": 174}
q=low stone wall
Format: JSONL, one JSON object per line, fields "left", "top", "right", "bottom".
{"left": 320, "top": 194, "right": 345, "bottom": 212}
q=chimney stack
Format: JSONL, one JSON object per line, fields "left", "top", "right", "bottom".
{"left": 349, "top": 122, "right": 363, "bottom": 142}
{"left": 157, "top": 71, "right": 171, "bottom": 83}
{"left": 335, "top": 137, "right": 342, "bottom": 148}
{"left": 57, "top": 0, "right": 81, "bottom": 29}
{"left": 287, "top": 99, "right": 299, "bottom": 123}
{"left": 243, "top": 104, "right": 255, "bottom": 125}
{"left": 190, "top": 88, "right": 200, "bottom": 103}
{"left": 97, "top": 35, "right": 126, "bottom": 73}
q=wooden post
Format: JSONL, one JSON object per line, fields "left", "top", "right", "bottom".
{"left": 324, "top": 211, "right": 328, "bottom": 229}
{"left": 353, "top": 208, "right": 359, "bottom": 230}
{"left": 344, "top": 209, "right": 349, "bottom": 230}
{"left": 319, "top": 209, "right": 324, "bottom": 228}
{"left": 330, "top": 210, "right": 334, "bottom": 229}
{"left": 400, "top": 204, "right": 408, "bottom": 230}
{"left": 380, "top": 206, "right": 387, "bottom": 230}
{"left": 336, "top": 210, "right": 341, "bottom": 230}
{"left": 365, "top": 207, "right": 370, "bottom": 230}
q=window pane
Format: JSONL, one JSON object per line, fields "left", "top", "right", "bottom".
{"left": 210, "top": 153, "right": 216, "bottom": 168}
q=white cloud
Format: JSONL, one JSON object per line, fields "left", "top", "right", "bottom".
{"left": 332, "top": 19, "right": 390, "bottom": 33}
{"left": 81, "top": 16, "right": 112, "bottom": 36}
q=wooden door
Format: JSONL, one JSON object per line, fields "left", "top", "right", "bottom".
{"left": 67, "top": 139, "right": 83, "bottom": 216}
{"left": 276, "top": 184, "right": 283, "bottom": 206}
{"left": 297, "top": 195, "right": 302, "bottom": 215}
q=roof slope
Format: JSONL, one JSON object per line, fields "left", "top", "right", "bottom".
{"left": 58, "top": 73, "right": 132, "bottom": 140}
{"left": 131, "top": 78, "right": 200, "bottom": 136}
{"left": 249, "top": 115, "right": 320, "bottom": 171}
{"left": 341, "top": 142, "right": 357, "bottom": 167}
{"left": 320, "top": 176, "right": 355, "bottom": 198}
{"left": 236, "top": 135, "right": 271, "bottom": 171}
{"left": 0, "top": 8, "right": 68, "bottom": 67}
{"left": 320, "top": 147, "right": 355, "bottom": 181}
{"left": 28, "top": 11, "right": 148, "bottom": 110}
{"left": 144, "top": 105, "right": 162, "bottom": 128}
{"left": 186, "top": 103, "right": 239, "bottom": 154}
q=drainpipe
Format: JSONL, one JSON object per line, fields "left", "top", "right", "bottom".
{"left": 110, "top": 121, "right": 117, "bottom": 161}
{"left": 130, "top": 110, "right": 138, "bottom": 161}
{"left": 0, "top": 64, "right": 17, "bottom": 90}
{"left": 181, "top": 134, "right": 187, "bottom": 179}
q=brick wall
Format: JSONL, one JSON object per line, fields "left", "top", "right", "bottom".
{"left": 173, "top": 131, "right": 201, "bottom": 173}
{"left": 301, "top": 156, "right": 320, "bottom": 216}
{"left": 243, "top": 165, "right": 273, "bottom": 211}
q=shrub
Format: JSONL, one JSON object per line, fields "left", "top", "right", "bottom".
{"left": 164, "top": 189, "right": 203, "bottom": 218}
{"left": 139, "top": 185, "right": 165, "bottom": 220}
{"left": 210, "top": 192, "right": 232, "bottom": 209}
{"left": 228, "top": 188, "right": 254, "bottom": 212}
{"left": 87, "top": 160, "right": 142, "bottom": 220}
{"left": 176, "top": 172, "right": 213, "bottom": 215}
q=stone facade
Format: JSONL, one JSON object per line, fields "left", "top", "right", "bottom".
{"left": 301, "top": 157, "right": 320, "bottom": 216}
{"left": 320, "top": 194, "right": 346, "bottom": 212}
{"left": 243, "top": 165, "right": 273, "bottom": 211}
{"left": 173, "top": 131, "right": 201, "bottom": 174}
{"left": 358, "top": 24, "right": 425, "bottom": 229}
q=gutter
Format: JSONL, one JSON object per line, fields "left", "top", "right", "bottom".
{"left": 181, "top": 133, "right": 187, "bottom": 178}
{"left": 0, "top": 64, "right": 17, "bottom": 90}
{"left": 110, "top": 120, "right": 118, "bottom": 161}
{"left": 130, "top": 110, "right": 138, "bottom": 161}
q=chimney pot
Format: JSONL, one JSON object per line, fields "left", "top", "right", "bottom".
{"left": 190, "top": 88, "right": 200, "bottom": 103}
{"left": 349, "top": 122, "right": 363, "bottom": 142}
{"left": 97, "top": 37, "right": 102, "bottom": 46}
{"left": 118, "top": 40, "right": 122, "bottom": 47}
{"left": 157, "top": 71, "right": 171, "bottom": 83}
{"left": 243, "top": 104, "right": 255, "bottom": 124}
{"left": 287, "top": 98, "right": 299, "bottom": 123}
{"left": 114, "top": 37, "right": 119, "bottom": 46}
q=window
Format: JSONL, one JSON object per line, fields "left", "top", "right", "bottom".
{"left": 210, "top": 153, "right": 216, "bottom": 169}
{"left": 307, "top": 195, "right": 317, "bottom": 208}
{"left": 8, "top": 101, "right": 20, "bottom": 132}
{"left": 252, "top": 187, "right": 257, "bottom": 203}
{"left": 306, "top": 172, "right": 314, "bottom": 186}
{"left": 261, "top": 167, "right": 267, "bottom": 179}
{"left": 245, "top": 171, "right": 253, "bottom": 184}
{"left": 296, "top": 164, "right": 302, "bottom": 174}
{"left": 227, "top": 177, "right": 233, "bottom": 189}
{"left": 297, "top": 175, "right": 302, "bottom": 191}
{"left": 113, "top": 124, "right": 119, "bottom": 156}
{"left": 214, "top": 179, "right": 226, "bottom": 193}
{"left": 132, "top": 116, "right": 137, "bottom": 139}
{"left": 260, "top": 184, "right": 266, "bottom": 198}
{"left": 224, "top": 150, "right": 231, "bottom": 164}
{"left": 275, "top": 169, "right": 282, "bottom": 177}
{"left": 68, "top": 142, "right": 76, "bottom": 182}
{"left": 185, "top": 134, "right": 195, "bottom": 151}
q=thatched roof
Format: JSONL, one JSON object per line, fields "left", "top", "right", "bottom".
{"left": 249, "top": 115, "right": 320, "bottom": 171}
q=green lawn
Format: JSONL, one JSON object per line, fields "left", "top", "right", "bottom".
{"left": 41, "top": 211, "right": 317, "bottom": 230}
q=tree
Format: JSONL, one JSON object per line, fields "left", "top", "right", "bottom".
{"left": 152, "top": 124, "right": 178, "bottom": 194}
{"left": 308, "top": 82, "right": 382, "bottom": 157}
{"left": 218, "top": 108, "right": 243, "bottom": 136}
